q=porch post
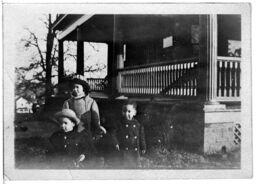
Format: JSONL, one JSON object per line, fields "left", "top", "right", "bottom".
{"left": 58, "top": 40, "right": 64, "bottom": 83}
{"left": 114, "top": 15, "right": 124, "bottom": 93}
{"left": 108, "top": 15, "right": 121, "bottom": 96}
{"left": 107, "top": 41, "right": 114, "bottom": 95}
{"left": 77, "top": 26, "right": 84, "bottom": 75}
{"left": 199, "top": 14, "right": 220, "bottom": 105}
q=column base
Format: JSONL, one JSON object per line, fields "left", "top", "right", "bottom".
{"left": 203, "top": 102, "right": 241, "bottom": 154}
{"left": 204, "top": 101, "right": 226, "bottom": 111}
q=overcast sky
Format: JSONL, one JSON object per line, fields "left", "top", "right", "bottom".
{"left": 4, "top": 6, "right": 107, "bottom": 79}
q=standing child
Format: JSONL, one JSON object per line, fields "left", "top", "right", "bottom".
{"left": 63, "top": 76, "right": 106, "bottom": 135}
{"left": 116, "top": 101, "right": 146, "bottom": 168}
{"left": 49, "top": 109, "right": 96, "bottom": 168}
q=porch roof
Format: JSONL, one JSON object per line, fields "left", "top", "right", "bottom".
{"left": 53, "top": 14, "right": 114, "bottom": 42}
{"left": 53, "top": 14, "right": 198, "bottom": 43}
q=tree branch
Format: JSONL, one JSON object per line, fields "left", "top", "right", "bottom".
{"left": 88, "top": 42, "right": 99, "bottom": 52}
{"left": 24, "top": 27, "right": 46, "bottom": 71}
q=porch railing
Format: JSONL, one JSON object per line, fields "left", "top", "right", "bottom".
{"left": 118, "top": 58, "right": 199, "bottom": 97}
{"left": 216, "top": 56, "right": 241, "bottom": 101}
{"left": 63, "top": 74, "right": 105, "bottom": 92}
{"left": 87, "top": 78, "right": 105, "bottom": 91}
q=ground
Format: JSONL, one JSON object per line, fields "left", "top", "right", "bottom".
{"left": 15, "top": 114, "right": 240, "bottom": 169}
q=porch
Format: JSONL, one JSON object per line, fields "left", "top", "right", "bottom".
{"left": 53, "top": 14, "right": 241, "bottom": 103}
{"left": 52, "top": 14, "right": 241, "bottom": 154}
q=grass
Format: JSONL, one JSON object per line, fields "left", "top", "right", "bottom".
{"left": 15, "top": 117, "right": 240, "bottom": 169}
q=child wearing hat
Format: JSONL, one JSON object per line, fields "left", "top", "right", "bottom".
{"left": 49, "top": 109, "right": 97, "bottom": 168}
{"left": 63, "top": 76, "right": 106, "bottom": 136}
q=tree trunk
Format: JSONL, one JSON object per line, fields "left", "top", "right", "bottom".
{"left": 45, "top": 14, "right": 54, "bottom": 100}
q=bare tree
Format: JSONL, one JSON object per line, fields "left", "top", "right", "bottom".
{"left": 17, "top": 14, "right": 57, "bottom": 103}
{"left": 16, "top": 14, "right": 107, "bottom": 104}
{"left": 45, "top": 14, "right": 55, "bottom": 99}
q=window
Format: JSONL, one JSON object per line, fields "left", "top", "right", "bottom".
{"left": 217, "top": 15, "right": 241, "bottom": 57}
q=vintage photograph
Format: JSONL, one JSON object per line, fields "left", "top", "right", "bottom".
{"left": 3, "top": 3, "right": 252, "bottom": 180}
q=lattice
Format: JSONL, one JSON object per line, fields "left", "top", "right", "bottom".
{"left": 234, "top": 123, "right": 241, "bottom": 145}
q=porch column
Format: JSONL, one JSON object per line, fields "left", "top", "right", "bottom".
{"left": 200, "top": 15, "right": 229, "bottom": 154}
{"left": 58, "top": 40, "right": 64, "bottom": 83}
{"left": 76, "top": 26, "right": 84, "bottom": 75}
{"left": 114, "top": 15, "right": 124, "bottom": 93}
{"left": 199, "top": 15, "right": 220, "bottom": 105}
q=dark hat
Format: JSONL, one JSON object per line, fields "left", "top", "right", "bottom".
{"left": 55, "top": 109, "right": 80, "bottom": 125}
{"left": 71, "top": 77, "right": 90, "bottom": 93}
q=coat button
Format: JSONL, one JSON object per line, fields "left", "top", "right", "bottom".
{"left": 134, "top": 148, "right": 138, "bottom": 151}
{"left": 133, "top": 125, "right": 136, "bottom": 128}
{"left": 125, "top": 147, "right": 128, "bottom": 150}
{"left": 75, "top": 143, "right": 78, "bottom": 146}
{"left": 64, "top": 136, "right": 67, "bottom": 139}
{"left": 64, "top": 144, "right": 67, "bottom": 148}
{"left": 125, "top": 135, "right": 129, "bottom": 139}
{"left": 126, "top": 124, "right": 129, "bottom": 128}
{"left": 134, "top": 136, "right": 137, "bottom": 139}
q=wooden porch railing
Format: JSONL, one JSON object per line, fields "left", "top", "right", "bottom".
{"left": 118, "top": 58, "right": 199, "bottom": 97}
{"left": 63, "top": 74, "right": 105, "bottom": 92}
{"left": 87, "top": 78, "right": 105, "bottom": 91}
{"left": 216, "top": 56, "right": 241, "bottom": 101}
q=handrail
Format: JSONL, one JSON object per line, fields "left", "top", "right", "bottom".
{"left": 217, "top": 56, "right": 241, "bottom": 62}
{"left": 118, "top": 57, "right": 199, "bottom": 71}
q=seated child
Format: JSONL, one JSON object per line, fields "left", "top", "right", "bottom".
{"left": 115, "top": 100, "right": 146, "bottom": 168}
{"left": 49, "top": 109, "right": 96, "bottom": 168}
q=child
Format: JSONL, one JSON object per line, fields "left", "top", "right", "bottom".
{"left": 63, "top": 76, "right": 106, "bottom": 135}
{"left": 49, "top": 109, "right": 96, "bottom": 168}
{"left": 115, "top": 100, "right": 146, "bottom": 168}
{"left": 93, "top": 116, "right": 122, "bottom": 168}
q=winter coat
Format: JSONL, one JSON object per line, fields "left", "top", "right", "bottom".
{"left": 48, "top": 128, "right": 97, "bottom": 164}
{"left": 63, "top": 95, "right": 101, "bottom": 134}
{"left": 116, "top": 118, "right": 146, "bottom": 167}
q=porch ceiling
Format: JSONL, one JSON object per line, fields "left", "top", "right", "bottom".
{"left": 59, "top": 14, "right": 198, "bottom": 43}
{"left": 62, "top": 15, "right": 114, "bottom": 43}
{"left": 118, "top": 15, "right": 177, "bottom": 43}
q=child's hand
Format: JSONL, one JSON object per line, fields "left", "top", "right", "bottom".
{"left": 100, "top": 126, "right": 107, "bottom": 134}
{"left": 141, "top": 150, "right": 146, "bottom": 154}
{"left": 77, "top": 154, "right": 85, "bottom": 162}
{"left": 74, "top": 154, "right": 86, "bottom": 168}
{"left": 115, "top": 144, "right": 120, "bottom": 151}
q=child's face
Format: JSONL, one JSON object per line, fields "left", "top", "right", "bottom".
{"left": 123, "top": 104, "right": 136, "bottom": 121}
{"left": 72, "top": 83, "right": 84, "bottom": 97}
{"left": 60, "top": 117, "right": 75, "bottom": 132}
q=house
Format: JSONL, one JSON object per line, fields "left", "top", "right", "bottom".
{"left": 16, "top": 97, "right": 33, "bottom": 114}
{"left": 51, "top": 14, "right": 241, "bottom": 154}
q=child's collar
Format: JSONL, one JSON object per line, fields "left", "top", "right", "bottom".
{"left": 63, "top": 126, "right": 78, "bottom": 135}
{"left": 123, "top": 117, "right": 136, "bottom": 122}
{"left": 71, "top": 92, "right": 87, "bottom": 99}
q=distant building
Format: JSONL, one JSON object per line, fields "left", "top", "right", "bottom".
{"left": 16, "top": 97, "right": 33, "bottom": 114}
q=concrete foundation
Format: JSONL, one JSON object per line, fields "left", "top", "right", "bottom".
{"left": 203, "top": 106, "right": 241, "bottom": 154}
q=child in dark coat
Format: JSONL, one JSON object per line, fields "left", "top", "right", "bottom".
{"left": 93, "top": 116, "right": 122, "bottom": 168}
{"left": 115, "top": 101, "right": 146, "bottom": 168}
{"left": 49, "top": 109, "right": 97, "bottom": 168}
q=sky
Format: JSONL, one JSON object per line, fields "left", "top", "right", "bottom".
{"left": 4, "top": 6, "right": 107, "bottom": 80}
